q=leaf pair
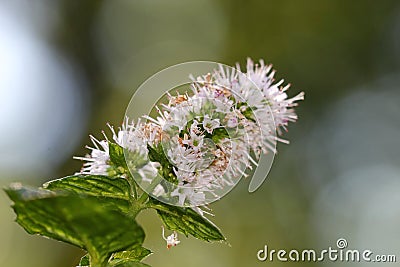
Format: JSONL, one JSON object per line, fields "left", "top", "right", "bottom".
{"left": 5, "top": 174, "right": 226, "bottom": 267}
{"left": 5, "top": 176, "right": 149, "bottom": 266}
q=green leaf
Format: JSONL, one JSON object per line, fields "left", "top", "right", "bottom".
{"left": 236, "top": 102, "right": 256, "bottom": 122}
{"left": 5, "top": 184, "right": 145, "bottom": 265}
{"left": 79, "top": 254, "right": 90, "bottom": 266}
{"left": 43, "top": 175, "right": 131, "bottom": 212}
{"left": 109, "top": 142, "right": 128, "bottom": 168}
{"left": 108, "top": 142, "right": 130, "bottom": 177}
{"left": 147, "top": 144, "right": 159, "bottom": 163}
{"left": 209, "top": 127, "right": 229, "bottom": 143}
{"left": 149, "top": 198, "right": 225, "bottom": 242}
{"left": 44, "top": 175, "right": 130, "bottom": 199}
{"left": 147, "top": 144, "right": 177, "bottom": 184}
{"left": 43, "top": 175, "right": 130, "bottom": 213}
{"left": 109, "top": 245, "right": 152, "bottom": 266}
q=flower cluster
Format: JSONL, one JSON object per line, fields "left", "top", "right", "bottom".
{"left": 74, "top": 119, "right": 161, "bottom": 182}
{"left": 75, "top": 58, "right": 304, "bottom": 214}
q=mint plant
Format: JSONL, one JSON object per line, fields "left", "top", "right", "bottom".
{"left": 5, "top": 59, "right": 303, "bottom": 267}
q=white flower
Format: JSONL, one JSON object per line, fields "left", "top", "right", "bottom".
{"left": 171, "top": 185, "right": 207, "bottom": 206}
{"left": 244, "top": 58, "right": 305, "bottom": 133}
{"left": 162, "top": 226, "right": 180, "bottom": 249}
{"left": 153, "top": 184, "right": 165, "bottom": 197}
{"left": 75, "top": 117, "right": 160, "bottom": 180}
{"left": 225, "top": 113, "right": 239, "bottom": 128}
{"left": 75, "top": 58, "right": 303, "bottom": 214}
{"left": 73, "top": 135, "right": 110, "bottom": 175}
{"left": 137, "top": 161, "right": 160, "bottom": 182}
{"left": 108, "top": 118, "right": 148, "bottom": 154}
{"left": 202, "top": 115, "right": 220, "bottom": 134}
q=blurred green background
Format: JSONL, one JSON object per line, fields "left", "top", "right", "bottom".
{"left": 1, "top": 0, "right": 400, "bottom": 266}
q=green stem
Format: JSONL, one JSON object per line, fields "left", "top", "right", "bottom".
{"left": 122, "top": 174, "right": 147, "bottom": 218}
{"left": 90, "top": 257, "right": 108, "bottom": 267}
{"left": 137, "top": 173, "right": 164, "bottom": 205}
{"left": 84, "top": 243, "right": 108, "bottom": 267}
{"left": 138, "top": 191, "right": 149, "bottom": 204}
{"left": 125, "top": 173, "right": 138, "bottom": 200}
{"left": 131, "top": 180, "right": 138, "bottom": 200}
{"left": 125, "top": 169, "right": 165, "bottom": 216}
